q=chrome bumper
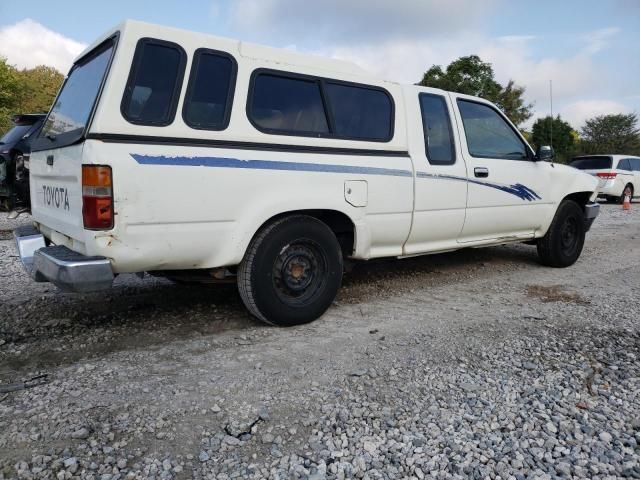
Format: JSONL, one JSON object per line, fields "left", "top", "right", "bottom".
{"left": 14, "top": 226, "right": 114, "bottom": 292}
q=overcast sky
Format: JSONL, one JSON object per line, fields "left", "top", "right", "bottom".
{"left": 1, "top": 0, "right": 639, "bottom": 129}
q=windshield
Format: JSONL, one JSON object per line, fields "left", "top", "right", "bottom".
{"left": 39, "top": 39, "right": 115, "bottom": 146}
{"left": 0, "top": 124, "right": 32, "bottom": 145}
{"left": 569, "top": 156, "right": 613, "bottom": 170}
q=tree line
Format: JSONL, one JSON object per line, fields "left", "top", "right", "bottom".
{"left": 419, "top": 55, "right": 640, "bottom": 163}
{"left": 0, "top": 57, "right": 64, "bottom": 133}
{"left": 1, "top": 55, "right": 639, "bottom": 162}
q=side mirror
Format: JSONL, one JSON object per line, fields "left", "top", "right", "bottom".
{"left": 535, "top": 145, "right": 554, "bottom": 162}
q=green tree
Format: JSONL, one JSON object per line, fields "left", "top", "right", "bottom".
{"left": 531, "top": 115, "right": 576, "bottom": 163}
{"left": 0, "top": 57, "right": 22, "bottom": 134}
{"left": 418, "top": 55, "right": 533, "bottom": 126}
{"left": 16, "top": 65, "right": 64, "bottom": 114}
{"left": 0, "top": 59, "right": 64, "bottom": 136}
{"left": 579, "top": 113, "right": 640, "bottom": 155}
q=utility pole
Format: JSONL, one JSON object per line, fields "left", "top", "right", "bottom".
{"left": 549, "top": 79, "right": 553, "bottom": 148}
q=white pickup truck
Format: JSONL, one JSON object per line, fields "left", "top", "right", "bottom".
{"left": 15, "top": 21, "right": 600, "bottom": 326}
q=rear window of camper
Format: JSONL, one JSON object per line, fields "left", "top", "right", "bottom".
{"left": 248, "top": 70, "right": 393, "bottom": 142}
{"left": 38, "top": 39, "right": 115, "bottom": 148}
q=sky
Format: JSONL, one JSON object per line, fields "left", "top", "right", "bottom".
{"left": 1, "top": 0, "right": 639, "bottom": 129}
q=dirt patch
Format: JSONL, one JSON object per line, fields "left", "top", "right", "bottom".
{"left": 0, "top": 229, "right": 13, "bottom": 241}
{"left": 526, "top": 284, "right": 589, "bottom": 305}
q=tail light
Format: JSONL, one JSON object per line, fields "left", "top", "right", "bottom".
{"left": 82, "top": 165, "right": 113, "bottom": 230}
{"left": 596, "top": 172, "right": 617, "bottom": 179}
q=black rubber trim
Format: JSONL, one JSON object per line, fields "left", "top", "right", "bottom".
{"left": 85, "top": 133, "right": 410, "bottom": 157}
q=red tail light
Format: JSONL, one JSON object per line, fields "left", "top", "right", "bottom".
{"left": 596, "top": 172, "right": 617, "bottom": 179}
{"left": 82, "top": 165, "right": 113, "bottom": 230}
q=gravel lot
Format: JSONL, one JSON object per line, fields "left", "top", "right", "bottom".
{"left": 0, "top": 204, "right": 639, "bottom": 480}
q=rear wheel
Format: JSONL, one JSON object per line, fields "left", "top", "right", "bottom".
{"left": 537, "top": 200, "right": 586, "bottom": 268}
{"left": 238, "top": 215, "right": 343, "bottom": 326}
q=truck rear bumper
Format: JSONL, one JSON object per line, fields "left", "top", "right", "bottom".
{"left": 14, "top": 226, "right": 114, "bottom": 292}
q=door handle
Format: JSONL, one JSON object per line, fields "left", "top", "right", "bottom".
{"left": 474, "top": 167, "right": 489, "bottom": 178}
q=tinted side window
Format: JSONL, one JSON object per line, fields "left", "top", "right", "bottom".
{"left": 617, "top": 159, "right": 631, "bottom": 171}
{"left": 457, "top": 100, "right": 527, "bottom": 160}
{"left": 419, "top": 94, "right": 455, "bottom": 165}
{"left": 250, "top": 74, "right": 328, "bottom": 134}
{"left": 183, "top": 49, "right": 236, "bottom": 130}
{"left": 121, "top": 39, "right": 186, "bottom": 126}
{"left": 325, "top": 83, "right": 392, "bottom": 140}
{"left": 631, "top": 158, "right": 640, "bottom": 171}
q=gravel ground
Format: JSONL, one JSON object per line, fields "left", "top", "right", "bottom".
{"left": 0, "top": 204, "right": 639, "bottom": 480}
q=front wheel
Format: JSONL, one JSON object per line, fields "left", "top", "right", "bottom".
{"left": 537, "top": 200, "right": 586, "bottom": 268}
{"left": 238, "top": 215, "right": 343, "bottom": 326}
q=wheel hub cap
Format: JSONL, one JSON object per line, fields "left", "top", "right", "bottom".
{"left": 273, "top": 242, "right": 327, "bottom": 304}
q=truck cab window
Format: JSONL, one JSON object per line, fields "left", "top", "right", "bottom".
{"left": 121, "top": 38, "right": 186, "bottom": 126}
{"left": 457, "top": 100, "right": 527, "bottom": 160}
{"left": 419, "top": 93, "right": 455, "bottom": 165}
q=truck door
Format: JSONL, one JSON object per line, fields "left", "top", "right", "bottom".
{"left": 451, "top": 94, "right": 552, "bottom": 242}
{"left": 403, "top": 88, "right": 467, "bottom": 255}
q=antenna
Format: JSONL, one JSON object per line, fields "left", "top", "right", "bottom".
{"left": 549, "top": 79, "right": 553, "bottom": 148}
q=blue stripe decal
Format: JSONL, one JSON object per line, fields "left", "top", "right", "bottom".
{"left": 416, "top": 172, "right": 541, "bottom": 201}
{"left": 130, "top": 154, "right": 539, "bottom": 201}
{"left": 130, "top": 154, "right": 413, "bottom": 177}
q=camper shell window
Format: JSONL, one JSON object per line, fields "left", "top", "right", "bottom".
{"left": 247, "top": 69, "right": 394, "bottom": 142}
{"left": 34, "top": 36, "right": 116, "bottom": 151}
{"left": 121, "top": 38, "right": 187, "bottom": 126}
{"left": 182, "top": 49, "right": 237, "bottom": 130}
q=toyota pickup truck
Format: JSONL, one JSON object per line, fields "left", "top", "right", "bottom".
{"left": 15, "top": 20, "right": 600, "bottom": 326}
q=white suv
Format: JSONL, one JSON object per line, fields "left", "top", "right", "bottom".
{"left": 570, "top": 155, "right": 640, "bottom": 203}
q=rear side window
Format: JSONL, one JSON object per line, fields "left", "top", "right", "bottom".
{"left": 631, "top": 158, "right": 640, "bottom": 171}
{"left": 182, "top": 49, "right": 236, "bottom": 130}
{"left": 250, "top": 73, "right": 328, "bottom": 134}
{"left": 457, "top": 100, "right": 527, "bottom": 160}
{"left": 419, "top": 93, "right": 455, "bottom": 165}
{"left": 569, "top": 156, "right": 613, "bottom": 170}
{"left": 121, "top": 38, "right": 186, "bottom": 126}
{"left": 248, "top": 70, "right": 394, "bottom": 142}
{"left": 617, "top": 159, "right": 631, "bottom": 171}
{"left": 325, "top": 83, "right": 392, "bottom": 140}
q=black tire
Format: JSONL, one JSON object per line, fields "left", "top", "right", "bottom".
{"left": 537, "top": 200, "right": 586, "bottom": 268}
{"left": 238, "top": 215, "right": 343, "bottom": 326}
{"left": 620, "top": 184, "right": 633, "bottom": 204}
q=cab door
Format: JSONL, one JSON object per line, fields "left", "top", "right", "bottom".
{"left": 451, "top": 94, "right": 553, "bottom": 242}
{"left": 403, "top": 87, "right": 467, "bottom": 255}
